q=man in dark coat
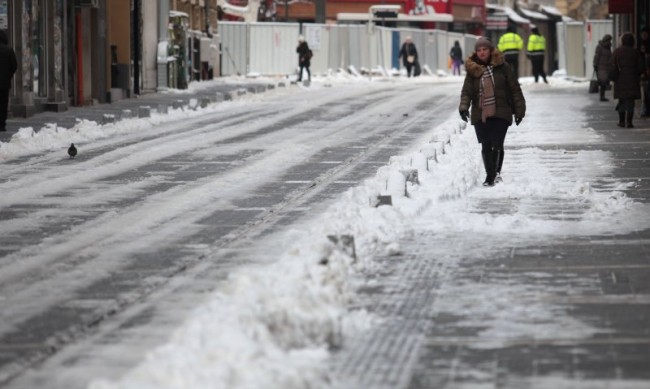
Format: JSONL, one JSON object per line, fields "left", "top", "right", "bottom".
{"left": 0, "top": 30, "right": 17, "bottom": 131}
{"left": 612, "top": 32, "right": 645, "bottom": 128}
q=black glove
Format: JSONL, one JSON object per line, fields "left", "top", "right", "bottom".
{"left": 594, "top": 66, "right": 598, "bottom": 72}
{"left": 459, "top": 110, "right": 469, "bottom": 122}
{"left": 515, "top": 117, "right": 523, "bottom": 126}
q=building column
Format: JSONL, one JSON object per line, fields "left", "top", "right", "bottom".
{"left": 157, "top": 0, "right": 170, "bottom": 91}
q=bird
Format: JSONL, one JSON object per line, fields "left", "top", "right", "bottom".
{"left": 68, "top": 143, "right": 77, "bottom": 159}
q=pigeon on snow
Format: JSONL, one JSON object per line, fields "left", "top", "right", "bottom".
{"left": 68, "top": 143, "right": 77, "bottom": 159}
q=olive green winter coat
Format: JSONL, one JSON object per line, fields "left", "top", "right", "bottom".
{"left": 459, "top": 49, "right": 526, "bottom": 125}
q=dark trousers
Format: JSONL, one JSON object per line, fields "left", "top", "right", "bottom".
{"left": 0, "top": 88, "right": 9, "bottom": 129}
{"left": 405, "top": 63, "right": 414, "bottom": 77}
{"left": 530, "top": 56, "right": 547, "bottom": 82}
{"left": 504, "top": 52, "right": 519, "bottom": 79}
{"left": 298, "top": 65, "right": 310, "bottom": 81}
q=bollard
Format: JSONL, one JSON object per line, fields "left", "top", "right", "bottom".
{"left": 215, "top": 92, "right": 224, "bottom": 102}
{"left": 172, "top": 100, "right": 184, "bottom": 110}
{"left": 373, "top": 195, "right": 393, "bottom": 207}
{"left": 188, "top": 98, "right": 199, "bottom": 110}
{"left": 102, "top": 114, "right": 116, "bottom": 125}
{"left": 157, "top": 103, "right": 168, "bottom": 114}
{"left": 411, "top": 153, "right": 429, "bottom": 171}
{"left": 138, "top": 106, "right": 151, "bottom": 118}
{"left": 121, "top": 109, "right": 132, "bottom": 119}
{"left": 237, "top": 88, "right": 247, "bottom": 96}
{"left": 327, "top": 235, "right": 357, "bottom": 263}
{"left": 402, "top": 169, "right": 419, "bottom": 185}
{"left": 200, "top": 97, "right": 210, "bottom": 108}
{"left": 267, "top": 83, "right": 275, "bottom": 90}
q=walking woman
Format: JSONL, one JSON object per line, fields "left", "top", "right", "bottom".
{"left": 399, "top": 36, "right": 418, "bottom": 77}
{"left": 593, "top": 34, "right": 613, "bottom": 102}
{"left": 296, "top": 36, "right": 311, "bottom": 82}
{"left": 612, "top": 32, "right": 645, "bottom": 128}
{"left": 459, "top": 37, "right": 526, "bottom": 187}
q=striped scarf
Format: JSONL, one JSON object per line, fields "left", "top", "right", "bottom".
{"left": 479, "top": 65, "right": 496, "bottom": 123}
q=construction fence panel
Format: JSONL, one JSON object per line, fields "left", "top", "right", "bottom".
{"left": 250, "top": 23, "right": 300, "bottom": 76}
{"left": 218, "top": 21, "right": 479, "bottom": 78}
{"left": 218, "top": 22, "right": 249, "bottom": 76}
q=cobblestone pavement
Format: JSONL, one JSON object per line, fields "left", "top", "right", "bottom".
{"left": 330, "top": 87, "right": 650, "bottom": 389}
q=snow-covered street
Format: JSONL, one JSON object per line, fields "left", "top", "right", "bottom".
{"left": 1, "top": 75, "right": 649, "bottom": 389}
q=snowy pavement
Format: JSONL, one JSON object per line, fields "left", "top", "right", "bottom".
{"left": 1, "top": 74, "right": 650, "bottom": 389}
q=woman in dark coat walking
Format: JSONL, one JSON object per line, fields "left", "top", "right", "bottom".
{"left": 296, "top": 36, "right": 311, "bottom": 82}
{"left": 459, "top": 37, "right": 526, "bottom": 187}
{"left": 593, "top": 34, "right": 613, "bottom": 102}
{"left": 612, "top": 32, "right": 645, "bottom": 128}
{"left": 399, "top": 36, "right": 418, "bottom": 77}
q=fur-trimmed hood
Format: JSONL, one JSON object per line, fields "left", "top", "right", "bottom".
{"left": 464, "top": 49, "right": 506, "bottom": 78}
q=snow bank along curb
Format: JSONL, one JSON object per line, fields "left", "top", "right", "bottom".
{"left": 89, "top": 118, "right": 472, "bottom": 389}
{"left": 0, "top": 80, "right": 291, "bottom": 163}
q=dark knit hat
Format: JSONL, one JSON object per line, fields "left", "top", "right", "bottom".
{"left": 474, "top": 37, "right": 494, "bottom": 51}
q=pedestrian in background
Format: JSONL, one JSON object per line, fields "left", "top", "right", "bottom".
{"left": 498, "top": 25, "right": 523, "bottom": 79}
{"left": 612, "top": 32, "right": 645, "bottom": 128}
{"left": 593, "top": 34, "right": 613, "bottom": 102}
{"left": 459, "top": 37, "right": 526, "bottom": 187}
{"left": 527, "top": 27, "right": 548, "bottom": 84}
{"left": 450, "top": 40, "right": 463, "bottom": 76}
{"left": 0, "top": 30, "right": 17, "bottom": 132}
{"left": 399, "top": 36, "right": 418, "bottom": 78}
{"left": 296, "top": 36, "right": 311, "bottom": 82}
{"left": 638, "top": 28, "right": 650, "bottom": 117}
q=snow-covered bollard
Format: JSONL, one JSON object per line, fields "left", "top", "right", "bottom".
{"left": 326, "top": 235, "right": 357, "bottom": 263}
{"left": 157, "top": 103, "right": 168, "bottom": 114}
{"left": 402, "top": 169, "right": 419, "bottom": 185}
{"left": 278, "top": 81, "right": 287, "bottom": 88}
{"left": 215, "top": 92, "right": 224, "bottom": 102}
{"left": 101, "top": 114, "right": 115, "bottom": 125}
{"left": 188, "top": 98, "right": 199, "bottom": 111}
{"left": 420, "top": 144, "right": 438, "bottom": 163}
{"left": 121, "top": 109, "right": 132, "bottom": 120}
{"left": 247, "top": 86, "right": 258, "bottom": 94}
{"left": 267, "top": 83, "right": 275, "bottom": 90}
{"left": 386, "top": 169, "right": 407, "bottom": 197}
{"left": 172, "top": 100, "right": 184, "bottom": 110}
{"left": 138, "top": 106, "right": 151, "bottom": 118}
{"left": 237, "top": 88, "right": 247, "bottom": 96}
{"left": 372, "top": 195, "right": 393, "bottom": 207}
{"left": 200, "top": 98, "right": 210, "bottom": 108}
{"left": 411, "top": 152, "right": 429, "bottom": 171}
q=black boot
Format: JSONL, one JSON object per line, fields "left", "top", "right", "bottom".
{"left": 495, "top": 148, "right": 505, "bottom": 183}
{"left": 626, "top": 111, "right": 634, "bottom": 128}
{"left": 481, "top": 150, "right": 496, "bottom": 187}
{"left": 618, "top": 111, "right": 626, "bottom": 127}
{"left": 600, "top": 86, "right": 609, "bottom": 101}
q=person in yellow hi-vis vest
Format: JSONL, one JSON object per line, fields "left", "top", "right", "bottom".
{"left": 527, "top": 27, "right": 548, "bottom": 84}
{"left": 498, "top": 25, "right": 524, "bottom": 79}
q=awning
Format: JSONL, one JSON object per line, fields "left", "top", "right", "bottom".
{"left": 519, "top": 7, "right": 549, "bottom": 21}
{"left": 336, "top": 12, "right": 453, "bottom": 23}
{"left": 540, "top": 6, "right": 564, "bottom": 18}
{"left": 486, "top": 4, "right": 530, "bottom": 25}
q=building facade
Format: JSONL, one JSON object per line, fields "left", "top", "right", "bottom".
{"left": 1, "top": 0, "right": 218, "bottom": 119}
